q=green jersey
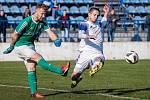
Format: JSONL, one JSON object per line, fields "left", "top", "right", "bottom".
{"left": 15, "top": 16, "right": 49, "bottom": 46}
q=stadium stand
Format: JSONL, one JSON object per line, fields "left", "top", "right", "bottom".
{"left": 10, "top": 6, "right": 20, "bottom": 13}
{"left": 79, "top": 6, "right": 88, "bottom": 14}
{"left": 0, "top": 0, "right": 149, "bottom": 42}
{"left": 75, "top": 0, "right": 84, "bottom": 4}
{"left": 76, "top": 16, "right": 85, "bottom": 24}
{"left": 0, "top": 0, "right": 6, "bottom": 3}
{"left": 20, "top": 6, "right": 28, "bottom": 13}
{"left": 47, "top": 16, "right": 57, "bottom": 24}
{"left": 2, "top": 5, "right": 10, "bottom": 13}
{"left": 60, "top": 6, "right": 69, "bottom": 12}
{"left": 16, "top": 0, "right": 26, "bottom": 3}
{"left": 70, "top": 6, "right": 80, "bottom": 14}
{"left": 64, "top": 0, "right": 74, "bottom": 4}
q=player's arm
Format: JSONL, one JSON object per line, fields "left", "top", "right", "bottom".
{"left": 3, "top": 19, "right": 28, "bottom": 54}
{"left": 3, "top": 32, "right": 20, "bottom": 54}
{"left": 10, "top": 32, "right": 20, "bottom": 46}
{"left": 78, "top": 22, "right": 96, "bottom": 40}
{"left": 44, "top": 19, "right": 62, "bottom": 47}
{"left": 103, "top": 4, "right": 110, "bottom": 19}
{"left": 100, "top": 4, "right": 110, "bottom": 28}
{"left": 46, "top": 28, "right": 58, "bottom": 41}
{"left": 45, "top": 28, "right": 62, "bottom": 47}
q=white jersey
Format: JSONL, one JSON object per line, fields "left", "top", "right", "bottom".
{"left": 78, "top": 17, "right": 107, "bottom": 53}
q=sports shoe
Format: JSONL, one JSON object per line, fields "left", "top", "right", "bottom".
{"left": 89, "top": 62, "right": 103, "bottom": 76}
{"left": 31, "top": 92, "right": 44, "bottom": 99}
{"left": 71, "top": 76, "right": 82, "bottom": 88}
{"left": 61, "top": 62, "right": 70, "bottom": 77}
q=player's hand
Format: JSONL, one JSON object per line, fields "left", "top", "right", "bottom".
{"left": 103, "top": 4, "right": 110, "bottom": 14}
{"left": 54, "top": 38, "right": 62, "bottom": 47}
{"left": 3, "top": 44, "right": 14, "bottom": 54}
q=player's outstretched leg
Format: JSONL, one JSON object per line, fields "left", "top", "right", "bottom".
{"left": 89, "top": 62, "right": 103, "bottom": 76}
{"left": 71, "top": 73, "right": 82, "bottom": 88}
{"left": 37, "top": 57, "right": 70, "bottom": 76}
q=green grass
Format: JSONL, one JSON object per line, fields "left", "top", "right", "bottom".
{"left": 0, "top": 60, "right": 150, "bottom": 100}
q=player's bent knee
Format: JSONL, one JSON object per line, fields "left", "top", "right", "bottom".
{"left": 26, "top": 66, "right": 36, "bottom": 72}
{"left": 31, "top": 53, "right": 42, "bottom": 62}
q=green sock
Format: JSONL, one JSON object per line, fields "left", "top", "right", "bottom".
{"left": 37, "top": 58, "right": 62, "bottom": 74}
{"left": 28, "top": 71, "right": 37, "bottom": 94}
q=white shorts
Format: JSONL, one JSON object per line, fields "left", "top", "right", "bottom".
{"left": 73, "top": 50, "right": 105, "bottom": 74}
{"left": 13, "top": 45, "right": 37, "bottom": 65}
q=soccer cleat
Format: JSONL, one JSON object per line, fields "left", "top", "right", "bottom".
{"left": 89, "top": 62, "right": 103, "bottom": 76}
{"left": 61, "top": 62, "right": 71, "bottom": 77}
{"left": 31, "top": 92, "right": 44, "bottom": 99}
{"left": 71, "top": 76, "right": 82, "bottom": 88}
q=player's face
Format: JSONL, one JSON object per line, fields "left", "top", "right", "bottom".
{"left": 37, "top": 8, "right": 46, "bottom": 21}
{"left": 88, "top": 10, "right": 100, "bottom": 23}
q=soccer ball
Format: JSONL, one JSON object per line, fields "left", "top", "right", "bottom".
{"left": 125, "top": 51, "right": 139, "bottom": 64}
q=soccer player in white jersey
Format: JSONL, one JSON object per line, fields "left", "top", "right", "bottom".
{"left": 71, "top": 5, "right": 110, "bottom": 88}
{"left": 3, "top": 4, "right": 70, "bottom": 98}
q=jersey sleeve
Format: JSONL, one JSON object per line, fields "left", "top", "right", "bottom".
{"left": 78, "top": 21, "right": 88, "bottom": 39}
{"left": 15, "top": 17, "right": 29, "bottom": 34}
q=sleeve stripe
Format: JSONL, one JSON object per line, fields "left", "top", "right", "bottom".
{"left": 17, "top": 21, "right": 28, "bottom": 33}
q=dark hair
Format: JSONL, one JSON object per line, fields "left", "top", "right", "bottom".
{"left": 89, "top": 7, "right": 100, "bottom": 13}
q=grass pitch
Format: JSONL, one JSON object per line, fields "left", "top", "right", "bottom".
{"left": 0, "top": 60, "right": 150, "bottom": 100}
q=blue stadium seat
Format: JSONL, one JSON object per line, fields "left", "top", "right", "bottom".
{"left": 141, "top": 0, "right": 149, "bottom": 4}
{"left": 20, "top": 6, "right": 28, "bottom": 13}
{"left": 0, "top": 0, "right": 6, "bottom": 3}
{"left": 16, "top": 0, "right": 25, "bottom": 3}
{"left": 16, "top": 16, "right": 23, "bottom": 20}
{"left": 127, "top": 6, "right": 136, "bottom": 13}
{"left": 131, "top": 0, "right": 141, "bottom": 4}
{"left": 69, "top": 16, "right": 76, "bottom": 24}
{"left": 133, "top": 16, "right": 143, "bottom": 24}
{"left": 61, "top": 6, "right": 69, "bottom": 12}
{"left": 142, "top": 16, "right": 147, "bottom": 23}
{"left": 70, "top": 6, "right": 79, "bottom": 14}
{"left": 79, "top": 6, "right": 88, "bottom": 14}
{"left": 15, "top": 16, "right": 23, "bottom": 24}
{"left": 145, "top": 6, "right": 150, "bottom": 13}
{"left": 31, "top": 6, "right": 36, "bottom": 14}
{"left": 122, "top": 0, "right": 130, "bottom": 4}
{"left": 134, "top": 0, "right": 140, "bottom": 4}
{"left": 75, "top": 0, "right": 84, "bottom": 3}
{"left": 30, "top": 0, "right": 35, "bottom": 3}
{"left": 64, "top": 0, "right": 74, "bottom": 3}
{"left": 47, "top": 16, "right": 57, "bottom": 24}
{"left": 2, "top": 6, "right": 10, "bottom": 13}
{"left": 56, "top": 0, "right": 64, "bottom": 3}
{"left": 6, "top": 0, "right": 16, "bottom": 3}
{"left": 83, "top": 0, "right": 93, "bottom": 3}
{"left": 25, "top": 0, "right": 35, "bottom": 3}
{"left": 136, "top": 6, "right": 145, "bottom": 14}
{"left": 7, "top": 16, "right": 15, "bottom": 24}
{"left": 130, "top": 0, "right": 136, "bottom": 4}
{"left": 10, "top": 6, "right": 20, "bottom": 13}
{"left": 76, "top": 16, "right": 85, "bottom": 24}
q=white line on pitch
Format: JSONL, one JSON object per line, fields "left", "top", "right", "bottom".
{"left": 0, "top": 84, "right": 148, "bottom": 100}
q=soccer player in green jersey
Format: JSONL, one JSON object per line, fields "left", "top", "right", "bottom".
{"left": 3, "top": 4, "right": 70, "bottom": 99}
